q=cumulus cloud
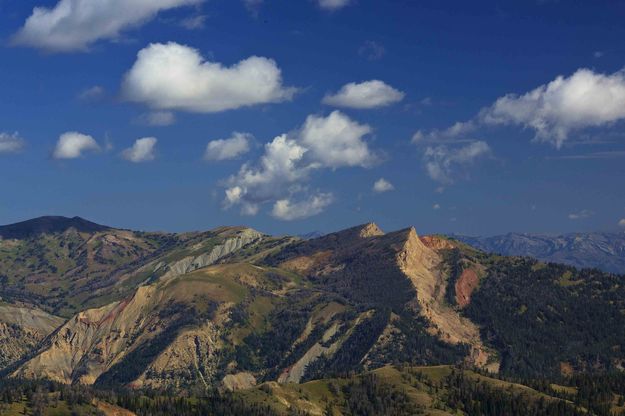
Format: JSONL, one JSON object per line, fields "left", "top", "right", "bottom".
{"left": 122, "top": 137, "right": 157, "bottom": 162}
{"left": 12, "top": 0, "right": 202, "bottom": 52}
{"left": 272, "top": 193, "right": 334, "bottom": 221}
{"left": 373, "top": 178, "right": 394, "bottom": 193}
{"left": 419, "top": 68, "right": 625, "bottom": 149}
{"left": 137, "top": 111, "right": 176, "bottom": 126}
{"left": 323, "top": 80, "right": 405, "bottom": 109}
{"left": 479, "top": 68, "right": 625, "bottom": 147}
{"left": 619, "top": 219, "right": 625, "bottom": 227}
{"left": 122, "top": 42, "right": 296, "bottom": 113}
{"left": 317, "top": 0, "right": 351, "bottom": 10}
{"left": 433, "top": 203, "right": 441, "bottom": 210}
{"left": 53, "top": 132, "right": 100, "bottom": 159}
{"left": 423, "top": 141, "right": 491, "bottom": 184}
{"left": 224, "top": 111, "right": 375, "bottom": 219}
{"left": 224, "top": 134, "right": 308, "bottom": 216}
{"left": 204, "top": 132, "right": 252, "bottom": 161}
{"left": 0, "top": 132, "right": 25, "bottom": 154}
{"left": 299, "top": 111, "right": 377, "bottom": 167}
{"left": 568, "top": 209, "right": 594, "bottom": 220}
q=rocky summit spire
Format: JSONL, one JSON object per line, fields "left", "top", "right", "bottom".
{"left": 358, "top": 222, "right": 385, "bottom": 238}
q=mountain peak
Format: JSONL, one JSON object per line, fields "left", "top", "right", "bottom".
{"left": 359, "top": 222, "right": 385, "bottom": 238}
{"left": 0, "top": 216, "right": 111, "bottom": 239}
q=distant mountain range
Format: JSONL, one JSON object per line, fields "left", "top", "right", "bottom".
{"left": 455, "top": 231, "right": 625, "bottom": 274}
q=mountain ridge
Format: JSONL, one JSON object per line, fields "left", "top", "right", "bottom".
{"left": 0, "top": 217, "right": 624, "bottom": 403}
{"left": 0, "top": 216, "right": 111, "bottom": 240}
{"left": 455, "top": 231, "right": 625, "bottom": 274}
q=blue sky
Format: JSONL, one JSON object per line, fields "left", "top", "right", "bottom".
{"left": 1, "top": 0, "right": 625, "bottom": 236}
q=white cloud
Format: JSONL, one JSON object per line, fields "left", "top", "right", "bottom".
{"left": 272, "top": 193, "right": 334, "bottom": 221}
{"left": 323, "top": 80, "right": 405, "bottom": 109}
{"left": 224, "top": 134, "right": 308, "bottom": 216}
{"left": 619, "top": 219, "right": 625, "bottom": 227}
{"left": 78, "top": 85, "right": 105, "bottom": 101}
{"left": 568, "top": 209, "right": 594, "bottom": 220}
{"left": 122, "top": 42, "right": 296, "bottom": 113}
{"left": 373, "top": 178, "right": 394, "bottom": 193}
{"left": 138, "top": 111, "right": 176, "bottom": 126}
{"left": 205, "top": 132, "right": 252, "bottom": 161}
{"left": 299, "top": 111, "right": 377, "bottom": 168}
{"left": 417, "top": 68, "right": 625, "bottom": 148}
{"left": 433, "top": 203, "right": 441, "bottom": 210}
{"left": 412, "top": 121, "right": 475, "bottom": 144}
{"left": 53, "top": 132, "right": 100, "bottom": 159}
{"left": 423, "top": 141, "right": 491, "bottom": 184}
{"left": 480, "top": 68, "right": 625, "bottom": 148}
{"left": 0, "top": 132, "right": 25, "bottom": 154}
{"left": 317, "top": 0, "right": 351, "bottom": 10}
{"left": 224, "top": 111, "right": 375, "bottom": 219}
{"left": 122, "top": 137, "right": 157, "bottom": 162}
{"left": 12, "top": 0, "right": 202, "bottom": 52}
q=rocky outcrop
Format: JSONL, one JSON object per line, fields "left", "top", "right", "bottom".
{"left": 13, "top": 286, "right": 160, "bottom": 384}
{"left": 359, "top": 223, "right": 385, "bottom": 238}
{"left": 222, "top": 372, "right": 257, "bottom": 391}
{"left": 455, "top": 269, "right": 480, "bottom": 308}
{"left": 133, "top": 322, "right": 220, "bottom": 389}
{"left": 159, "top": 228, "right": 263, "bottom": 281}
{"left": 420, "top": 235, "right": 456, "bottom": 251}
{"left": 396, "top": 228, "right": 498, "bottom": 371}
{"left": 278, "top": 322, "right": 342, "bottom": 383}
{"left": 0, "top": 304, "right": 65, "bottom": 334}
{"left": 0, "top": 305, "right": 65, "bottom": 370}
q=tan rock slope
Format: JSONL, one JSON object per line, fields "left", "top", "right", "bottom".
{"left": 396, "top": 228, "right": 497, "bottom": 370}
{"left": 0, "top": 304, "right": 65, "bottom": 369}
{"left": 11, "top": 228, "right": 266, "bottom": 387}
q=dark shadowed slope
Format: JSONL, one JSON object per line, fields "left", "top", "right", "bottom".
{"left": 0, "top": 216, "right": 111, "bottom": 240}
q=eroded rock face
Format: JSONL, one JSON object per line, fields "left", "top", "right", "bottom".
{"left": 420, "top": 235, "right": 456, "bottom": 251}
{"left": 222, "top": 372, "right": 257, "bottom": 391}
{"left": 359, "top": 223, "right": 385, "bottom": 238}
{"left": 278, "top": 322, "right": 343, "bottom": 384}
{"left": 160, "top": 229, "right": 264, "bottom": 281}
{"left": 0, "top": 305, "right": 64, "bottom": 370}
{"left": 396, "top": 228, "right": 498, "bottom": 371}
{"left": 10, "top": 230, "right": 263, "bottom": 388}
{"left": 134, "top": 322, "right": 220, "bottom": 390}
{"left": 455, "top": 269, "right": 480, "bottom": 308}
{"left": 13, "top": 286, "right": 160, "bottom": 384}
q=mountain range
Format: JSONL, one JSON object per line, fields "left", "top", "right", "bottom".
{"left": 456, "top": 231, "right": 625, "bottom": 274}
{"left": 0, "top": 216, "right": 624, "bottom": 415}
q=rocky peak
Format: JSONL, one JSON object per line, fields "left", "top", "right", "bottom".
{"left": 395, "top": 227, "right": 438, "bottom": 269}
{"left": 359, "top": 222, "right": 385, "bottom": 238}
